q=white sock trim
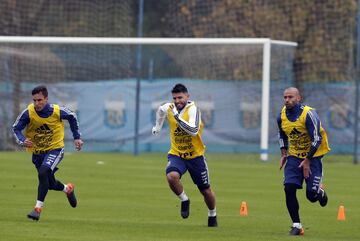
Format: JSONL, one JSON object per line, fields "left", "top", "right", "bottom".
{"left": 178, "top": 191, "right": 189, "bottom": 201}
{"left": 292, "top": 223, "right": 302, "bottom": 229}
{"left": 35, "top": 200, "right": 44, "bottom": 208}
{"left": 63, "top": 184, "right": 67, "bottom": 193}
{"left": 208, "top": 208, "right": 217, "bottom": 217}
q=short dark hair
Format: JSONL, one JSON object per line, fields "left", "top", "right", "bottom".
{"left": 171, "top": 83, "right": 188, "bottom": 94}
{"left": 32, "top": 85, "right": 48, "bottom": 97}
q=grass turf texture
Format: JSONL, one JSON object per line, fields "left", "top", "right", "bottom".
{"left": 0, "top": 152, "right": 359, "bottom": 241}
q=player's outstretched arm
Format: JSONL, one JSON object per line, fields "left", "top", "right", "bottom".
{"left": 152, "top": 104, "right": 167, "bottom": 135}
{"left": 12, "top": 109, "right": 30, "bottom": 146}
{"left": 60, "top": 106, "right": 81, "bottom": 140}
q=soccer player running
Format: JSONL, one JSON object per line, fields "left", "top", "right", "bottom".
{"left": 277, "top": 87, "right": 330, "bottom": 235}
{"left": 152, "top": 83, "right": 217, "bottom": 227}
{"left": 12, "top": 85, "right": 83, "bottom": 221}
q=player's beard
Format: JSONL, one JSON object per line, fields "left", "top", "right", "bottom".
{"left": 175, "top": 102, "right": 186, "bottom": 111}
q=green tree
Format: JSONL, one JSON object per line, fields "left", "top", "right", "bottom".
{"left": 162, "top": 0, "right": 357, "bottom": 86}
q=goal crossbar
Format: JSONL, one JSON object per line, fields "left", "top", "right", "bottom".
{"left": 0, "top": 36, "right": 297, "bottom": 46}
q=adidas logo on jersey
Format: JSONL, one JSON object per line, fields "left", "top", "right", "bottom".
{"left": 290, "top": 127, "right": 301, "bottom": 135}
{"left": 35, "top": 124, "right": 53, "bottom": 135}
{"left": 174, "top": 126, "right": 186, "bottom": 136}
{"left": 289, "top": 127, "right": 308, "bottom": 142}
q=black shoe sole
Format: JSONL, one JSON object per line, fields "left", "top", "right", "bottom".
{"left": 181, "top": 200, "right": 190, "bottom": 219}
{"left": 319, "top": 191, "right": 328, "bottom": 207}
{"left": 208, "top": 216, "right": 218, "bottom": 227}
{"left": 319, "top": 196, "right": 328, "bottom": 207}
{"left": 289, "top": 227, "right": 304, "bottom": 235}
{"left": 27, "top": 215, "right": 39, "bottom": 221}
{"left": 67, "top": 192, "right": 77, "bottom": 208}
{"left": 208, "top": 222, "right": 218, "bottom": 227}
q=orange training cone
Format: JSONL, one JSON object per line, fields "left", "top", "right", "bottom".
{"left": 337, "top": 205, "right": 346, "bottom": 221}
{"left": 240, "top": 201, "right": 248, "bottom": 216}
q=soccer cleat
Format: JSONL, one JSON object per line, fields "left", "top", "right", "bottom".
{"left": 27, "top": 207, "right": 42, "bottom": 221}
{"left": 208, "top": 216, "right": 218, "bottom": 227}
{"left": 318, "top": 187, "right": 328, "bottom": 207}
{"left": 66, "top": 183, "right": 77, "bottom": 208}
{"left": 180, "top": 200, "right": 190, "bottom": 219}
{"left": 289, "top": 226, "right": 304, "bottom": 236}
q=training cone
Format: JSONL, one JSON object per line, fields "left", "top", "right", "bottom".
{"left": 240, "top": 201, "right": 248, "bottom": 216}
{"left": 337, "top": 205, "right": 346, "bottom": 221}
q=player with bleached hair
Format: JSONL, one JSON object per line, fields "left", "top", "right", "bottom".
{"left": 152, "top": 83, "right": 217, "bottom": 227}
{"left": 277, "top": 87, "right": 330, "bottom": 235}
{"left": 12, "top": 85, "right": 83, "bottom": 221}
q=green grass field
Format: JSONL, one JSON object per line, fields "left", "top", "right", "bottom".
{"left": 0, "top": 152, "right": 359, "bottom": 241}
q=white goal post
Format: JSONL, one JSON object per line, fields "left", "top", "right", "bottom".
{"left": 0, "top": 37, "right": 297, "bottom": 160}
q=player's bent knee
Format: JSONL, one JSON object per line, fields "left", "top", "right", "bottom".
{"left": 284, "top": 183, "right": 297, "bottom": 194}
{"left": 306, "top": 190, "right": 318, "bottom": 202}
{"left": 48, "top": 180, "right": 57, "bottom": 190}
{"left": 166, "top": 166, "right": 181, "bottom": 176}
{"left": 198, "top": 184, "right": 211, "bottom": 192}
{"left": 166, "top": 171, "right": 181, "bottom": 182}
{"left": 38, "top": 166, "right": 51, "bottom": 181}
